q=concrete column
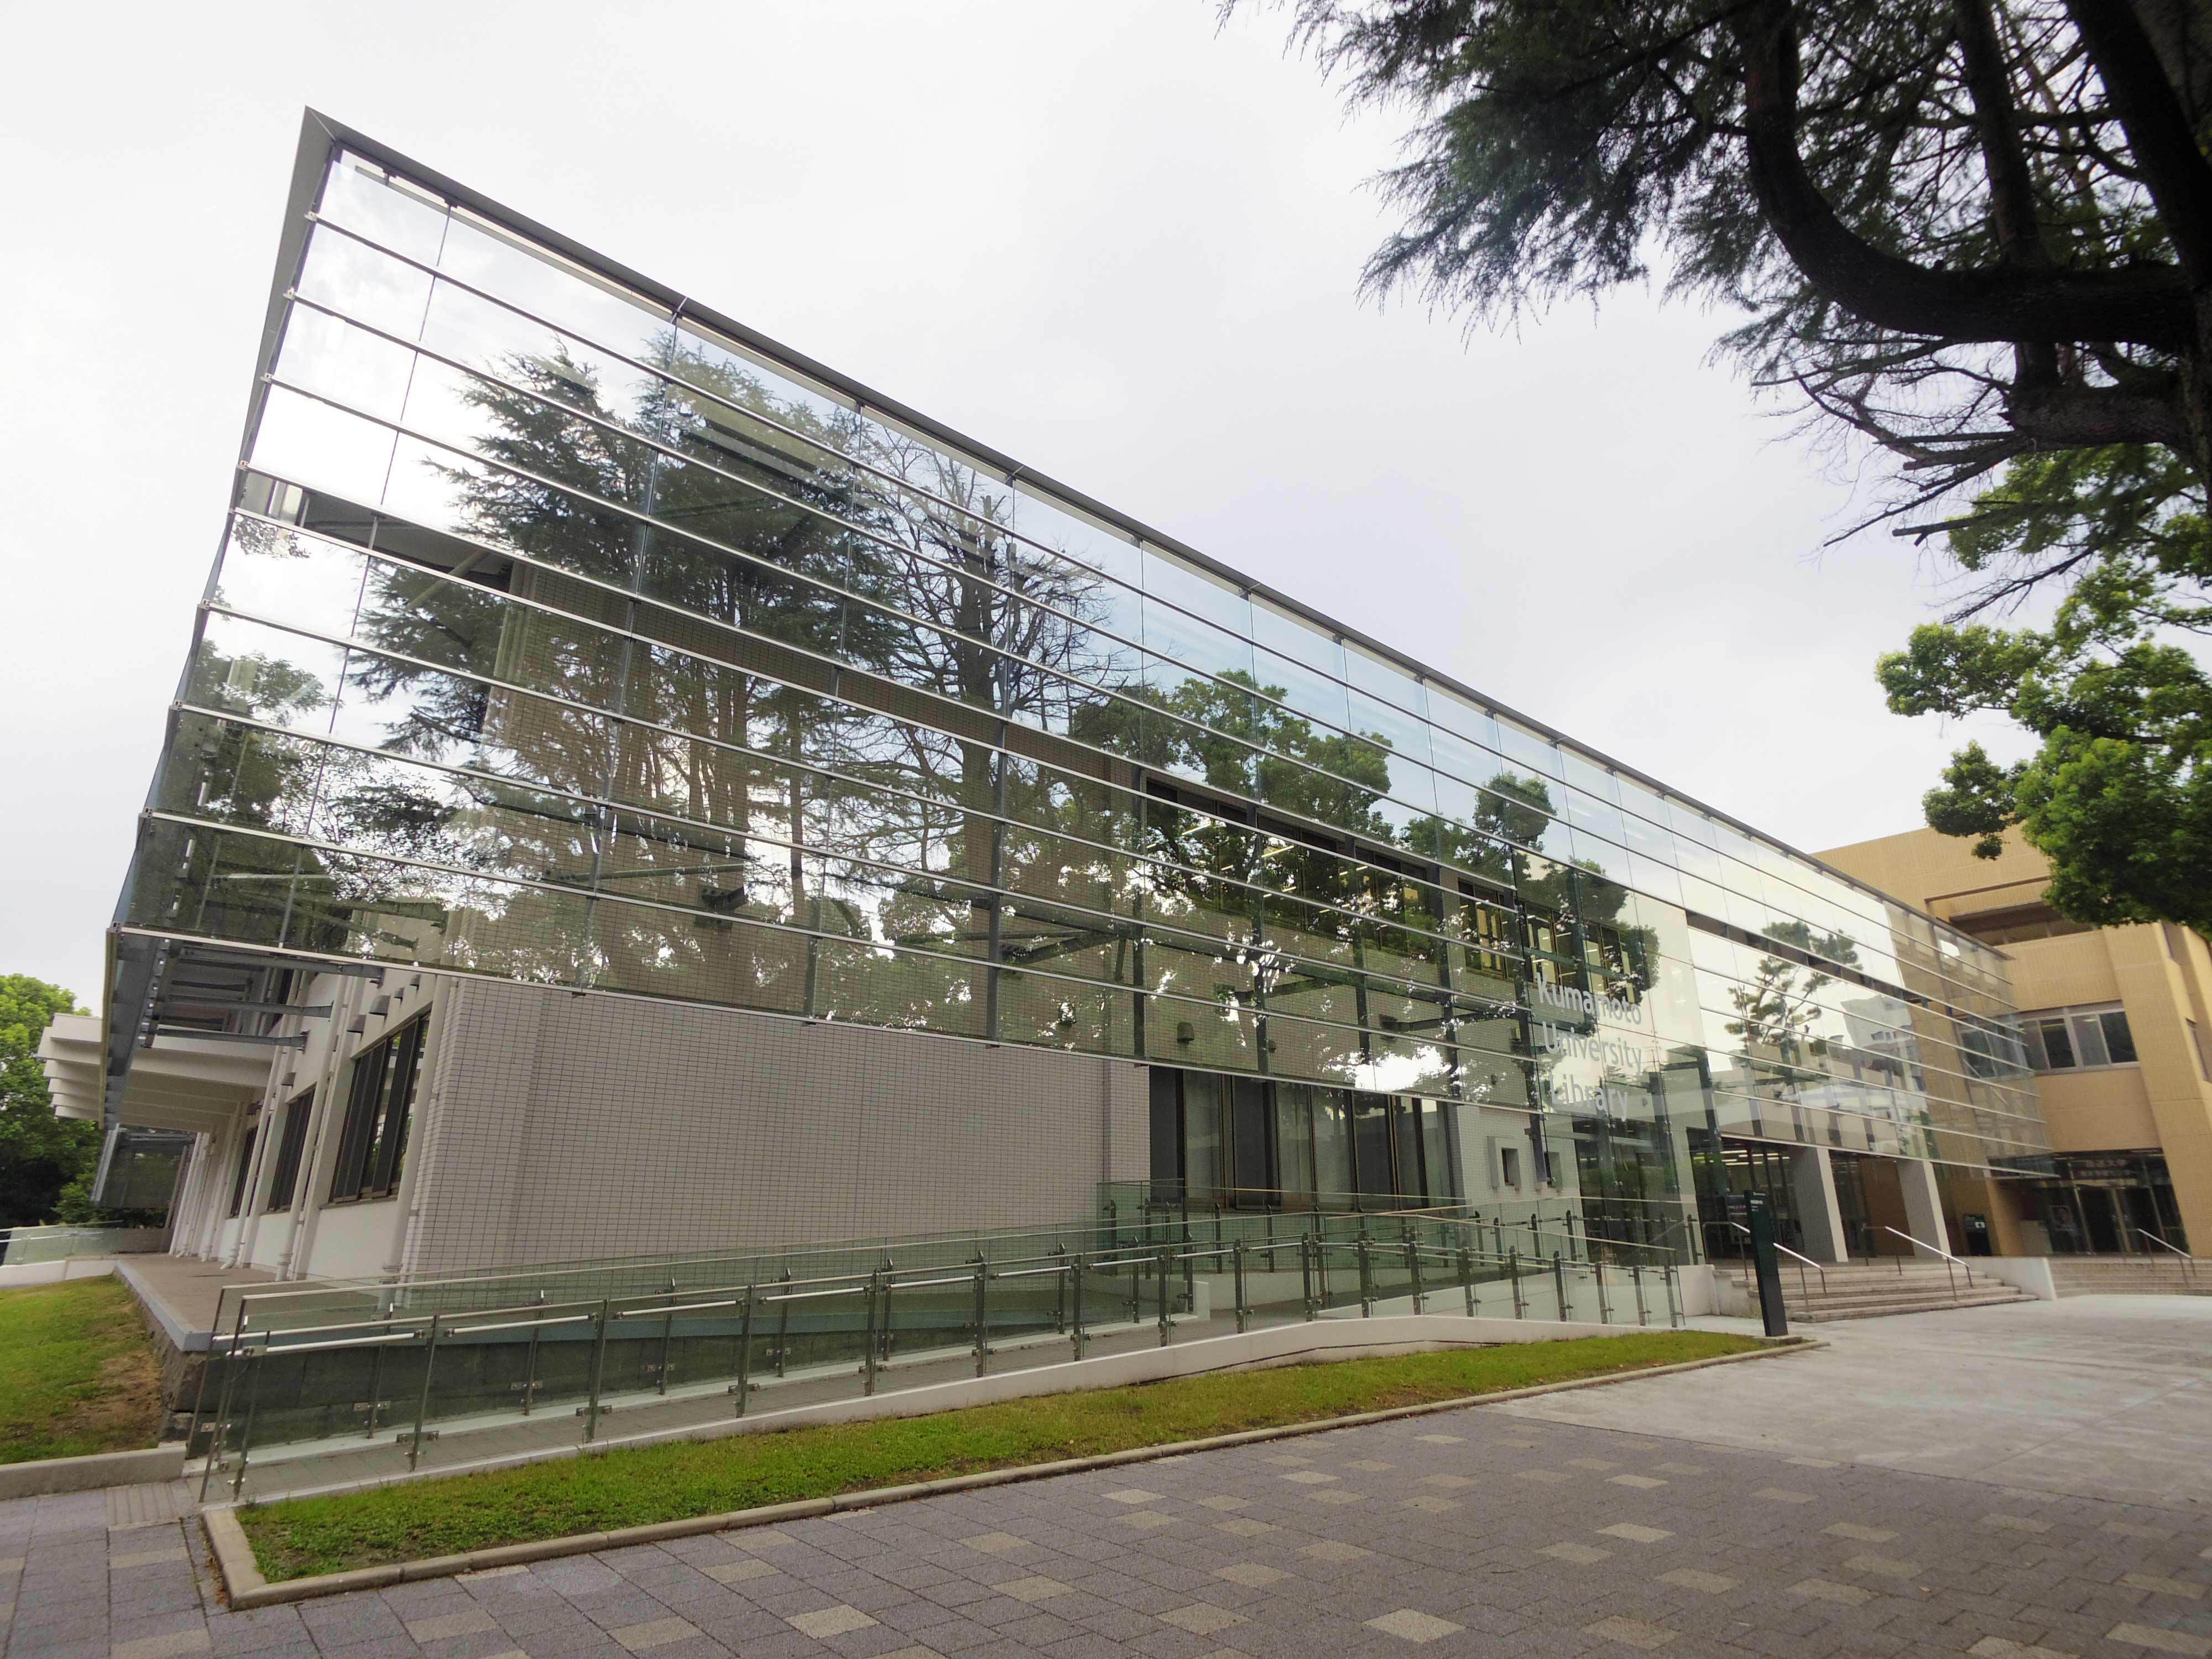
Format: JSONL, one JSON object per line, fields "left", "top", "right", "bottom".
{"left": 1788, "top": 1144, "right": 1848, "bottom": 1262}
{"left": 1899, "top": 1156, "right": 1950, "bottom": 1256}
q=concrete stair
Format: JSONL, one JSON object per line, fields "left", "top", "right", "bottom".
{"left": 2048, "top": 1255, "right": 2209, "bottom": 1297}
{"left": 1731, "top": 1258, "right": 2036, "bottom": 1323}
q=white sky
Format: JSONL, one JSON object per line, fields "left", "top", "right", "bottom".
{"left": 0, "top": 0, "right": 2025, "bottom": 1008}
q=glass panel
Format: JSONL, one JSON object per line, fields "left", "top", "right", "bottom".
{"left": 322, "top": 154, "right": 451, "bottom": 265}
{"left": 1313, "top": 1088, "right": 1353, "bottom": 1197}
{"left": 1275, "top": 1083, "right": 1317, "bottom": 1203}
{"left": 2101, "top": 1009, "right": 2138, "bottom": 1064}
{"left": 2069, "top": 1011, "right": 2111, "bottom": 1068}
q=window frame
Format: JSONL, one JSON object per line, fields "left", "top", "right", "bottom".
{"left": 264, "top": 1086, "right": 316, "bottom": 1213}
{"left": 2018, "top": 1001, "right": 2137, "bottom": 1073}
{"left": 227, "top": 1121, "right": 259, "bottom": 1218}
{"left": 328, "top": 1015, "right": 430, "bottom": 1204}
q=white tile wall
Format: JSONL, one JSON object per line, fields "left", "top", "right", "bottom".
{"left": 406, "top": 982, "right": 1150, "bottom": 1272}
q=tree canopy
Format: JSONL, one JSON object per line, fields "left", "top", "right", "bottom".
{"left": 1249, "top": 0, "right": 2212, "bottom": 925}
{"left": 0, "top": 974, "right": 95, "bottom": 1229}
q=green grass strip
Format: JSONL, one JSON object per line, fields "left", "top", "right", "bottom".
{"left": 242, "top": 1329, "right": 1760, "bottom": 1580}
{"left": 0, "top": 1276, "right": 165, "bottom": 1464}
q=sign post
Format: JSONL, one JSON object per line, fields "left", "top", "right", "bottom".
{"left": 1746, "top": 1192, "right": 1790, "bottom": 1338}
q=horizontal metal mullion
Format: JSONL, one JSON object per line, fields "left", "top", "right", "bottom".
{"left": 246, "top": 377, "right": 1514, "bottom": 869}
{"left": 178, "top": 598, "right": 1505, "bottom": 978}
{"left": 311, "top": 130, "right": 2017, "bottom": 989}
{"left": 302, "top": 215, "right": 1473, "bottom": 792}
{"left": 229, "top": 498, "right": 1540, "bottom": 947}
{"left": 119, "top": 915, "right": 1535, "bottom": 1128}
{"left": 169, "top": 697, "right": 1488, "bottom": 1017}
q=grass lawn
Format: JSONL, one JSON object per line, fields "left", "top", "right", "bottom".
{"left": 0, "top": 1276, "right": 165, "bottom": 1464}
{"left": 242, "top": 1328, "right": 1763, "bottom": 1580}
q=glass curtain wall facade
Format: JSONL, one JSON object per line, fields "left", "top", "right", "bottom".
{"left": 114, "top": 122, "right": 2049, "bottom": 1256}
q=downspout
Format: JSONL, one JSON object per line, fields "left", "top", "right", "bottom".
{"left": 283, "top": 971, "right": 372, "bottom": 1280}
{"left": 385, "top": 975, "right": 451, "bottom": 1280}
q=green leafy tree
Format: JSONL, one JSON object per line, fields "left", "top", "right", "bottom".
{"left": 0, "top": 975, "right": 97, "bottom": 1229}
{"left": 1249, "top": 0, "right": 2212, "bottom": 924}
{"left": 1877, "top": 446, "right": 2211, "bottom": 928}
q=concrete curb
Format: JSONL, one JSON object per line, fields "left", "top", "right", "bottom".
{"left": 0, "top": 1444, "right": 186, "bottom": 1500}
{"left": 210, "top": 1335, "right": 1815, "bottom": 1609}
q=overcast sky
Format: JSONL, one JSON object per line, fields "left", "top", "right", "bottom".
{"left": 0, "top": 1, "right": 2027, "bottom": 1007}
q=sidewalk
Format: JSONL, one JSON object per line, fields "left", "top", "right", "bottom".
{"left": 4, "top": 1296, "right": 2209, "bottom": 1659}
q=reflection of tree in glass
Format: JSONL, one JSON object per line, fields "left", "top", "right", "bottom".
{"left": 1725, "top": 921, "right": 1861, "bottom": 1091}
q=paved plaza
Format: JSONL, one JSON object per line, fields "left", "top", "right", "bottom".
{"left": 3, "top": 1297, "right": 2209, "bottom": 1659}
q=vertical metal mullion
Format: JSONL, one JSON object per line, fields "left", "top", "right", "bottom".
{"left": 985, "top": 737, "right": 1008, "bottom": 1043}
{"left": 408, "top": 1316, "right": 441, "bottom": 1470}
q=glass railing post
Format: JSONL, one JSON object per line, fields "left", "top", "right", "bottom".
{"left": 972, "top": 1261, "right": 991, "bottom": 1377}
{"left": 1631, "top": 1263, "right": 1648, "bottom": 1327}
{"left": 1594, "top": 1261, "right": 1611, "bottom": 1325}
{"left": 1357, "top": 1238, "right": 1373, "bottom": 1317}
{"left": 1407, "top": 1238, "right": 1425, "bottom": 1315}
{"left": 774, "top": 1271, "right": 792, "bottom": 1377}
{"left": 1509, "top": 1249, "right": 1525, "bottom": 1319}
{"left": 1552, "top": 1253, "right": 1568, "bottom": 1321}
{"left": 1053, "top": 1246, "right": 1067, "bottom": 1334}
{"left": 197, "top": 1354, "right": 238, "bottom": 1513}
{"left": 656, "top": 1280, "right": 677, "bottom": 1396}
{"left": 583, "top": 1297, "right": 613, "bottom": 1443}
{"left": 520, "top": 1292, "right": 547, "bottom": 1416}
{"left": 1155, "top": 1248, "right": 1173, "bottom": 1345}
{"left": 1460, "top": 1246, "right": 1476, "bottom": 1317}
{"left": 733, "top": 1287, "right": 754, "bottom": 1417}
{"left": 229, "top": 1352, "right": 263, "bottom": 1502}
{"left": 1492, "top": 1217, "right": 1504, "bottom": 1259}
{"left": 862, "top": 1271, "right": 881, "bottom": 1397}
{"left": 1071, "top": 1255, "right": 1088, "bottom": 1360}
{"left": 362, "top": 1340, "right": 387, "bottom": 1440}
{"left": 1316, "top": 1233, "right": 1332, "bottom": 1312}
{"left": 1301, "top": 1233, "right": 1317, "bottom": 1321}
{"left": 1231, "top": 1239, "right": 1247, "bottom": 1334}
{"left": 408, "top": 1314, "right": 442, "bottom": 1472}
{"left": 1663, "top": 1264, "right": 1682, "bottom": 1328}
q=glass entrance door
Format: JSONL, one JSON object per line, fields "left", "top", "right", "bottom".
{"left": 1690, "top": 1134, "right": 1803, "bottom": 1260}
{"left": 1830, "top": 1151, "right": 1913, "bottom": 1259}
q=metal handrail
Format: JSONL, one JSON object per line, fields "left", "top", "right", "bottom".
{"left": 190, "top": 1220, "right": 1690, "bottom": 1499}
{"left": 1881, "top": 1225, "right": 1973, "bottom": 1298}
{"left": 2132, "top": 1229, "right": 2197, "bottom": 1285}
{"left": 1727, "top": 1222, "right": 1825, "bottom": 1297}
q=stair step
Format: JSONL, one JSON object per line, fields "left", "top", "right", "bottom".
{"left": 1790, "top": 1293, "right": 2034, "bottom": 1322}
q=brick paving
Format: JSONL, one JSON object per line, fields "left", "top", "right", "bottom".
{"left": 4, "top": 1395, "right": 2211, "bottom": 1659}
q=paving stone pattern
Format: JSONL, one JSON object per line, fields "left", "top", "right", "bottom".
{"left": 5, "top": 1409, "right": 2211, "bottom": 1659}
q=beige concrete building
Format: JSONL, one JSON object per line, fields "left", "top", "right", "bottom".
{"left": 1819, "top": 827, "right": 2212, "bottom": 1256}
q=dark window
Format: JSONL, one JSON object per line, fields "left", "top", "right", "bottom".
{"left": 227, "top": 1123, "right": 259, "bottom": 1218}
{"left": 330, "top": 1017, "right": 429, "bottom": 1203}
{"left": 2100, "top": 1010, "right": 2138, "bottom": 1065}
{"left": 2022, "top": 1005, "right": 2135, "bottom": 1072}
{"left": 1147, "top": 1069, "right": 1182, "bottom": 1198}
{"left": 265, "top": 1087, "right": 315, "bottom": 1212}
